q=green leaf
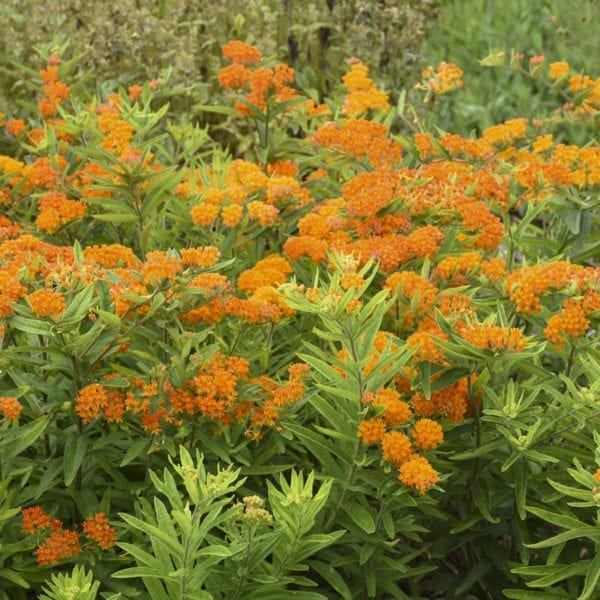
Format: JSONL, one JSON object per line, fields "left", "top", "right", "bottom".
{"left": 580, "top": 551, "right": 600, "bottom": 600}
{"left": 514, "top": 460, "right": 528, "bottom": 520}
{"left": 526, "top": 528, "right": 600, "bottom": 549}
{"left": 525, "top": 506, "right": 587, "bottom": 531}
{"left": 2, "top": 416, "right": 50, "bottom": 461}
{"left": 455, "top": 560, "right": 492, "bottom": 594}
{"left": 120, "top": 438, "right": 152, "bottom": 467}
{"left": 61, "top": 284, "right": 96, "bottom": 323}
{"left": 341, "top": 503, "right": 376, "bottom": 534}
{"left": 503, "top": 590, "right": 571, "bottom": 599}
{"left": 64, "top": 434, "right": 89, "bottom": 487}
{"left": 96, "top": 309, "right": 122, "bottom": 328}
{"left": 307, "top": 561, "right": 352, "bottom": 600}
{"left": 0, "top": 568, "right": 30, "bottom": 588}
{"left": 512, "top": 562, "right": 589, "bottom": 587}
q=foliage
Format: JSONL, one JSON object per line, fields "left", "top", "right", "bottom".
{"left": 0, "top": 0, "right": 438, "bottom": 127}
{"left": 421, "top": 0, "right": 600, "bottom": 138}
{"left": 0, "top": 34, "right": 599, "bottom": 600}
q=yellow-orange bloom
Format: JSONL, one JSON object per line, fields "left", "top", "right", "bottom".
{"left": 82, "top": 513, "right": 116, "bottom": 549}
{"left": 27, "top": 289, "right": 66, "bottom": 320}
{"left": 21, "top": 506, "right": 57, "bottom": 535}
{"left": 357, "top": 418, "right": 387, "bottom": 445}
{"left": 0, "top": 396, "right": 23, "bottom": 420}
{"left": 380, "top": 431, "right": 414, "bottom": 466}
{"left": 549, "top": 61, "right": 569, "bottom": 79}
{"left": 411, "top": 418, "right": 444, "bottom": 450}
{"left": 180, "top": 246, "right": 221, "bottom": 267}
{"left": 36, "top": 529, "right": 81, "bottom": 566}
{"left": 222, "top": 40, "right": 262, "bottom": 65}
{"left": 399, "top": 455, "right": 439, "bottom": 494}
{"left": 76, "top": 383, "right": 108, "bottom": 422}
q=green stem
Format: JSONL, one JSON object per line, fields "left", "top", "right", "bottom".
{"left": 180, "top": 502, "right": 201, "bottom": 599}
{"left": 324, "top": 444, "right": 359, "bottom": 532}
{"left": 232, "top": 527, "right": 254, "bottom": 600}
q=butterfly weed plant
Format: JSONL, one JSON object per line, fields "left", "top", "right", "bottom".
{"left": 0, "top": 38, "right": 599, "bottom": 599}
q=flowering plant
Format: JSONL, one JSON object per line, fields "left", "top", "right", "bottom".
{"left": 0, "top": 39, "right": 598, "bottom": 599}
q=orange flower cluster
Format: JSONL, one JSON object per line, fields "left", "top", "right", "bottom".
{"left": 0, "top": 235, "right": 74, "bottom": 317}
{"left": 0, "top": 396, "right": 23, "bottom": 420}
{"left": 457, "top": 322, "right": 528, "bottom": 352}
{"left": 218, "top": 41, "right": 297, "bottom": 115}
{"left": 399, "top": 455, "right": 440, "bottom": 494}
{"left": 363, "top": 388, "right": 412, "bottom": 427}
{"left": 358, "top": 387, "right": 443, "bottom": 494}
{"left": 385, "top": 271, "right": 438, "bottom": 328}
{"left": 357, "top": 418, "right": 388, "bottom": 445}
{"left": 22, "top": 506, "right": 115, "bottom": 566}
{"left": 506, "top": 262, "right": 598, "bottom": 314}
{"left": 248, "top": 362, "right": 310, "bottom": 434}
{"left": 409, "top": 377, "right": 473, "bottom": 422}
{"left": 406, "top": 329, "right": 448, "bottom": 364}
{"left": 544, "top": 297, "right": 592, "bottom": 350}
{"left": 27, "top": 288, "right": 66, "bottom": 320}
{"left": 342, "top": 60, "right": 390, "bottom": 116}
{"left": 35, "top": 190, "right": 87, "bottom": 233}
{"left": 36, "top": 529, "right": 81, "bottom": 566}
{"left": 75, "top": 383, "right": 111, "bottom": 422}
{"left": 5, "top": 118, "right": 26, "bottom": 137}
{"left": 188, "top": 159, "right": 313, "bottom": 230}
{"left": 21, "top": 506, "right": 60, "bottom": 535}
{"left": 96, "top": 101, "right": 135, "bottom": 157}
{"left": 434, "top": 252, "right": 483, "bottom": 284}
{"left": 237, "top": 254, "right": 293, "bottom": 294}
{"left": 411, "top": 418, "right": 444, "bottom": 450}
{"left": 82, "top": 513, "right": 116, "bottom": 550}
{"left": 312, "top": 119, "right": 403, "bottom": 166}
{"left": 38, "top": 57, "right": 71, "bottom": 117}
{"left": 415, "top": 61, "right": 464, "bottom": 103}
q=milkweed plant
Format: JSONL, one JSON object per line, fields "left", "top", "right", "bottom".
{"left": 0, "top": 39, "right": 598, "bottom": 599}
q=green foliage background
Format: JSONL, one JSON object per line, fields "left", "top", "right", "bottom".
{"left": 421, "top": 0, "right": 600, "bottom": 135}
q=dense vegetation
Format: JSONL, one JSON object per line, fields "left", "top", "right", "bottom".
{"left": 0, "top": 2, "right": 599, "bottom": 599}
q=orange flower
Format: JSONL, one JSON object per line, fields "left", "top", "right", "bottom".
{"left": 5, "top": 119, "right": 26, "bottom": 136}
{"left": 191, "top": 202, "right": 219, "bottom": 226}
{"left": 84, "top": 244, "right": 141, "bottom": 268}
{"left": 544, "top": 298, "right": 590, "bottom": 350}
{"left": 415, "top": 62, "right": 463, "bottom": 102}
{"left": 411, "top": 419, "right": 444, "bottom": 450}
{"left": 342, "top": 60, "right": 390, "bottom": 116}
{"left": 218, "top": 63, "right": 253, "bottom": 89}
{"left": 398, "top": 455, "right": 439, "bottom": 494}
{"left": 27, "top": 289, "right": 66, "bottom": 320}
{"left": 458, "top": 323, "right": 527, "bottom": 352}
{"left": 365, "top": 388, "right": 412, "bottom": 427}
{"left": 222, "top": 40, "right": 262, "bottom": 65}
{"left": 237, "top": 255, "right": 293, "bottom": 294}
{"left": 180, "top": 246, "right": 221, "bottom": 268}
{"left": 76, "top": 383, "right": 108, "bottom": 422}
{"left": 0, "top": 396, "right": 23, "bottom": 420}
{"left": 21, "top": 506, "right": 56, "bottom": 535}
{"left": 221, "top": 203, "right": 244, "bottom": 227}
{"left": 380, "top": 431, "right": 414, "bottom": 466}
{"left": 357, "top": 418, "right": 387, "bottom": 445}
{"left": 82, "top": 513, "right": 116, "bottom": 549}
{"left": 141, "top": 250, "right": 182, "bottom": 285}
{"left": 480, "top": 258, "right": 506, "bottom": 282}
{"left": 35, "top": 190, "right": 87, "bottom": 233}
{"left": 406, "top": 329, "right": 447, "bottom": 364}
{"left": 128, "top": 84, "right": 143, "bottom": 101}
{"left": 36, "top": 529, "right": 81, "bottom": 566}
